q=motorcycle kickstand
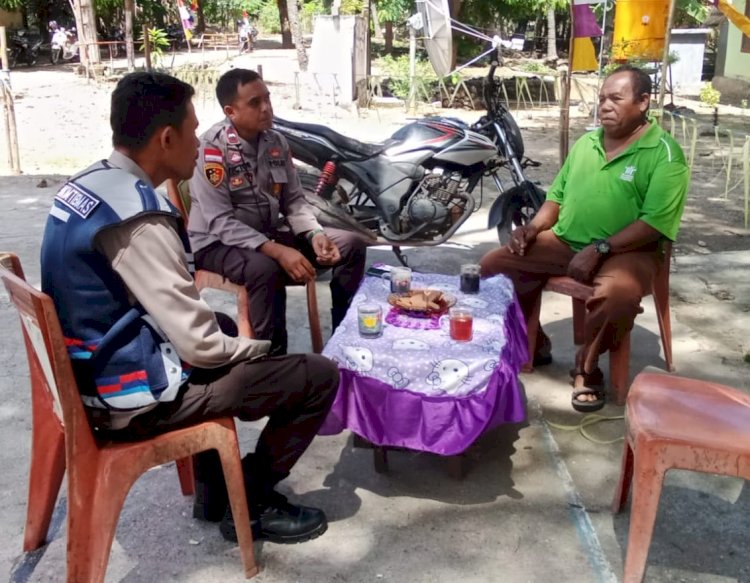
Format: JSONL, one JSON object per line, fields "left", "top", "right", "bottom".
{"left": 391, "top": 246, "right": 409, "bottom": 267}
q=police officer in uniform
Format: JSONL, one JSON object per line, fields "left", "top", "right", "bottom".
{"left": 40, "top": 72, "right": 337, "bottom": 545}
{"left": 188, "top": 68, "right": 367, "bottom": 356}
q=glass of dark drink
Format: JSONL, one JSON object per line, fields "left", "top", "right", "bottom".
{"left": 460, "top": 264, "right": 480, "bottom": 294}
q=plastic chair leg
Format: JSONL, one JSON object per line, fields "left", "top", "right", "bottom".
{"left": 175, "top": 457, "right": 196, "bottom": 496}
{"left": 572, "top": 298, "right": 586, "bottom": 345}
{"left": 611, "top": 440, "right": 634, "bottom": 513}
{"left": 610, "top": 331, "right": 631, "bottom": 406}
{"left": 66, "top": 456, "right": 133, "bottom": 583}
{"left": 622, "top": 451, "right": 667, "bottom": 583}
{"left": 217, "top": 433, "right": 259, "bottom": 578}
{"left": 23, "top": 418, "right": 65, "bottom": 551}
{"left": 306, "top": 281, "right": 323, "bottom": 354}
{"left": 236, "top": 286, "right": 253, "bottom": 338}
{"left": 652, "top": 283, "right": 674, "bottom": 372}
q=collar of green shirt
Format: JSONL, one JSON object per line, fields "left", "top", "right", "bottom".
{"left": 588, "top": 118, "right": 663, "bottom": 161}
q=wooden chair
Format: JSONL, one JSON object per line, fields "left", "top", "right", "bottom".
{"left": 525, "top": 242, "right": 674, "bottom": 405}
{"left": 1, "top": 256, "right": 259, "bottom": 582}
{"left": 612, "top": 371, "right": 750, "bottom": 582}
{"left": 165, "top": 179, "right": 323, "bottom": 353}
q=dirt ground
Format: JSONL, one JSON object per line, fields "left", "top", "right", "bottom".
{"left": 2, "top": 45, "right": 749, "bottom": 261}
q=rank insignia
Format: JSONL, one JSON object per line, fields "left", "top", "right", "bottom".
{"left": 269, "top": 147, "right": 281, "bottom": 158}
{"left": 229, "top": 151, "right": 243, "bottom": 164}
{"left": 230, "top": 175, "right": 246, "bottom": 189}
{"left": 226, "top": 127, "right": 240, "bottom": 144}
{"left": 204, "top": 162, "right": 225, "bottom": 187}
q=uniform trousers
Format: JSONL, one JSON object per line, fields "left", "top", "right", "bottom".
{"left": 479, "top": 230, "right": 662, "bottom": 374}
{"left": 195, "top": 227, "right": 366, "bottom": 355}
{"left": 94, "top": 315, "right": 339, "bottom": 503}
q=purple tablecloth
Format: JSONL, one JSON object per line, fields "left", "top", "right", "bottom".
{"left": 319, "top": 272, "right": 528, "bottom": 456}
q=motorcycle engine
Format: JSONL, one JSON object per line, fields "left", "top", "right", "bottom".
{"left": 403, "top": 173, "right": 464, "bottom": 236}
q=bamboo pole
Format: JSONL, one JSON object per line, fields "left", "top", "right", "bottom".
{"left": 1, "top": 27, "right": 21, "bottom": 174}
{"left": 657, "top": 0, "right": 678, "bottom": 114}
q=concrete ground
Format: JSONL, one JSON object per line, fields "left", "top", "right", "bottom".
{"left": 1, "top": 171, "right": 748, "bottom": 583}
{"left": 0, "top": 46, "right": 748, "bottom": 583}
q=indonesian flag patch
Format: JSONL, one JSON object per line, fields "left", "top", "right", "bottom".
{"left": 203, "top": 147, "right": 224, "bottom": 164}
{"left": 204, "top": 162, "right": 225, "bottom": 187}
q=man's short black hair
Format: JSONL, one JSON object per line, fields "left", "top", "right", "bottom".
{"left": 110, "top": 72, "right": 195, "bottom": 151}
{"left": 216, "top": 68, "right": 262, "bottom": 108}
{"left": 609, "top": 64, "right": 653, "bottom": 101}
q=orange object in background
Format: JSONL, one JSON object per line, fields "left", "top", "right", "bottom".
{"left": 612, "top": 0, "right": 669, "bottom": 61}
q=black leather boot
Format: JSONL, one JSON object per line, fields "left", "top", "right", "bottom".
{"left": 219, "top": 491, "right": 328, "bottom": 544}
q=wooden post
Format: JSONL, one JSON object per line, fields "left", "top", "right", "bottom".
{"left": 257, "top": 64, "right": 263, "bottom": 79}
{"left": 1, "top": 27, "right": 21, "bottom": 174}
{"left": 125, "top": 0, "right": 135, "bottom": 71}
{"left": 657, "top": 0, "right": 677, "bottom": 114}
{"left": 560, "top": 3, "right": 575, "bottom": 167}
{"left": 143, "top": 25, "right": 152, "bottom": 71}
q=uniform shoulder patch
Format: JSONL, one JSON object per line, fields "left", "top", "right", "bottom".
{"left": 55, "top": 183, "right": 100, "bottom": 218}
{"left": 204, "top": 162, "right": 225, "bottom": 187}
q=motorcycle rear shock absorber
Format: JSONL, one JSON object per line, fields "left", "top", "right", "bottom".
{"left": 314, "top": 161, "right": 337, "bottom": 197}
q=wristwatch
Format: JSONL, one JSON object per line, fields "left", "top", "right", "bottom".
{"left": 593, "top": 239, "right": 611, "bottom": 255}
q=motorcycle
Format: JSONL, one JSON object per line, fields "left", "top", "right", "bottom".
{"left": 9, "top": 31, "right": 42, "bottom": 68}
{"left": 50, "top": 27, "right": 79, "bottom": 64}
{"left": 273, "top": 59, "right": 544, "bottom": 264}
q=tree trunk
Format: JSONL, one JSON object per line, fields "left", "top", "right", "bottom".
{"left": 370, "top": 1, "right": 383, "bottom": 40}
{"left": 286, "top": 0, "right": 307, "bottom": 71}
{"left": 277, "top": 0, "right": 293, "bottom": 48}
{"left": 546, "top": 5, "right": 558, "bottom": 60}
{"left": 70, "top": 0, "right": 100, "bottom": 68}
{"left": 124, "top": 0, "right": 134, "bottom": 71}
{"left": 384, "top": 21, "right": 393, "bottom": 54}
{"left": 449, "top": 0, "right": 463, "bottom": 70}
{"left": 196, "top": 0, "right": 205, "bottom": 34}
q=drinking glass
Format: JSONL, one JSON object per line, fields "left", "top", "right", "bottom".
{"left": 460, "top": 264, "right": 481, "bottom": 294}
{"left": 357, "top": 304, "right": 383, "bottom": 338}
{"left": 449, "top": 307, "right": 473, "bottom": 342}
{"left": 386, "top": 266, "right": 412, "bottom": 294}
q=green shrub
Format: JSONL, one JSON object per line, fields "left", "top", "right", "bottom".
{"left": 377, "top": 54, "right": 438, "bottom": 99}
{"left": 699, "top": 83, "right": 721, "bottom": 108}
{"left": 258, "top": 0, "right": 280, "bottom": 34}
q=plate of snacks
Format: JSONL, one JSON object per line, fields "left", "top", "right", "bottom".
{"left": 387, "top": 289, "right": 456, "bottom": 317}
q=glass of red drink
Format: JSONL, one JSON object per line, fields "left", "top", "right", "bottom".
{"left": 449, "top": 307, "right": 473, "bottom": 342}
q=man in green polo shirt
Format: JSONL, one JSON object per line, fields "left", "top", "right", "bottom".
{"left": 480, "top": 64, "right": 689, "bottom": 412}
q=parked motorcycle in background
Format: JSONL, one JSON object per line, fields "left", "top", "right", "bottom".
{"left": 50, "top": 25, "right": 79, "bottom": 64}
{"left": 9, "top": 31, "right": 42, "bottom": 68}
{"left": 273, "top": 59, "right": 544, "bottom": 263}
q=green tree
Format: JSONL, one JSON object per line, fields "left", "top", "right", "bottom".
{"left": 374, "top": 0, "right": 411, "bottom": 54}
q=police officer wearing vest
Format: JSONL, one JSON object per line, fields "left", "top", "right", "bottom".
{"left": 187, "top": 68, "right": 367, "bottom": 356}
{"left": 40, "top": 72, "right": 337, "bottom": 544}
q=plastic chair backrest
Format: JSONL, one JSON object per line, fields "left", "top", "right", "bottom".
{"left": 0, "top": 265, "right": 98, "bottom": 455}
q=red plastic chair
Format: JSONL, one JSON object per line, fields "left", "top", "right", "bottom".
{"left": 612, "top": 371, "right": 750, "bottom": 582}
{"left": 524, "top": 242, "right": 674, "bottom": 405}
{"left": 1, "top": 254, "right": 259, "bottom": 582}
{"left": 166, "top": 179, "right": 323, "bottom": 353}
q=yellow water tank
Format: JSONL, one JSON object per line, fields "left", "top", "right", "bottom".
{"left": 612, "top": 0, "right": 669, "bottom": 61}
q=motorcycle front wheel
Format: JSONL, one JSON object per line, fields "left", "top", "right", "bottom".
{"left": 495, "top": 182, "right": 545, "bottom": 245}
{"left": 51, "top": 47, "right": 61, "bottom": 64}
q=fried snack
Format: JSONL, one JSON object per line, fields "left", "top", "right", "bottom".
{"left": 394, "top": 289, "right": 445, "bottom": 312}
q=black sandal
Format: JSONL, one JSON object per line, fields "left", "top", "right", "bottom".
{"left": 570, "top": 367, "right": 605, "bottom": 412}
{"left": 571, "top": 387, "right": 606, "bottom": 412}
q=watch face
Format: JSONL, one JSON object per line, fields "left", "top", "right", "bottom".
{"left": 596, "top": 240, "right": 611, "bottom": 254}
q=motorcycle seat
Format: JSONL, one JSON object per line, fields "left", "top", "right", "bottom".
{"left": 274, "top": 117, "right": 391, "bottom": 158}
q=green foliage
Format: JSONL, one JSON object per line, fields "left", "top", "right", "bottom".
{"left": 521, "top": 62, "right": 554, "bottom": 75}
{"left": 699, "top": 83, "right": 721, "bottom": 108}
{"left": 258, "top": 0, "right": 280, "bottom": 33}
{"left": 674, "top": 0, "right": 709, "bottom": 27}
{"left": 378, "top": 54, "right": 437, "bottom": 99}
{"left": 339, "top": 0, "right": 363, "bottom": 14}
{"left": 140, "top": 27, "right": 171, "bottom": 68}
{"left": 375, "top": 0, "right": 412, "bottom": 22}
{"left": 301, "top": 0, "right": 325, "bottom": 34}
